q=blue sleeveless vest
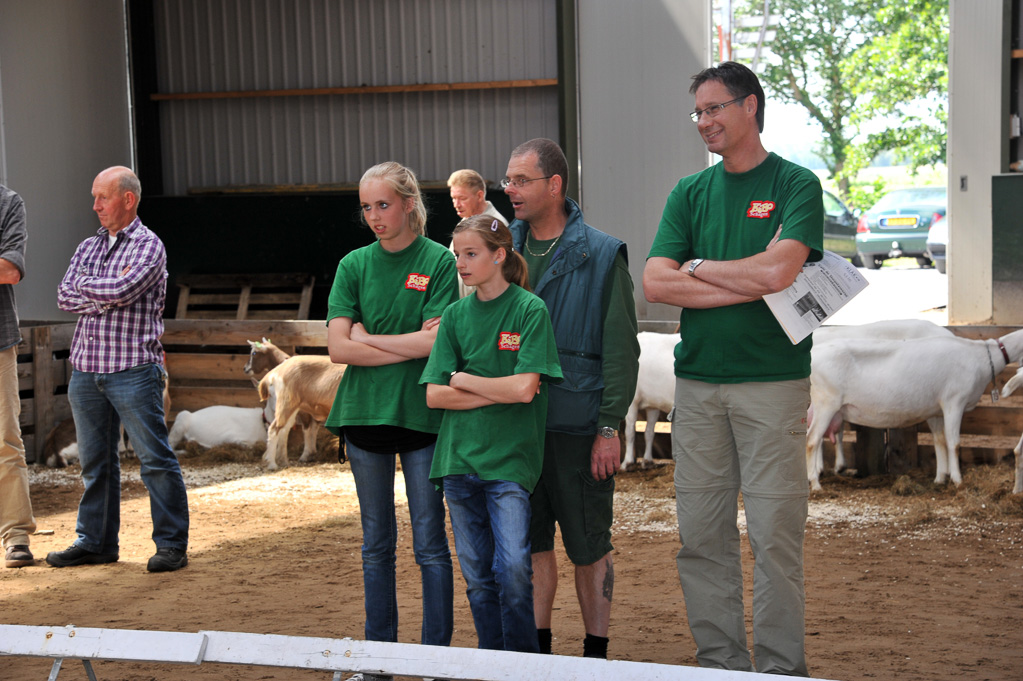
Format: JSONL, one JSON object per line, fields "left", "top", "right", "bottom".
{"left": 510, "top": 198, "right": 627, "bottom": 435}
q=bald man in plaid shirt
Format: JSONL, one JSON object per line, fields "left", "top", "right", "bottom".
{"left": 47, "top": 166, "right": 189, "bottom": 573}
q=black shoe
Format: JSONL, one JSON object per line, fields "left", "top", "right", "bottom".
{"left": 147, "top": 547, "right": 188, "bottom": 572}
{"left": 5, "top": 545, "right": 34, "bottom": 568}
{"left": 46, "top": 544, "right": 118, "bottom": 567}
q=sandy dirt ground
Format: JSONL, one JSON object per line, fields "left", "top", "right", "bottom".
{"left": 2, "top": 437, "right": 1022, "bottom": 681}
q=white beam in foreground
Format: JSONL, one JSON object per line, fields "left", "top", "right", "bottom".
{"left": 0, "top": 624, "right": 207, "bottom": 664}
{"left": 1, "top": 625, "right": 837, "bottom": 681}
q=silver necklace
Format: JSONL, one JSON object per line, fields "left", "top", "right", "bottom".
{"left": 525, "top": 234, "right": 561, "bottom": 257}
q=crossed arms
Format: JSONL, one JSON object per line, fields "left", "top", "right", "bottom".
{"left": 643, "top": 230, "right": 810, "bottom": 309}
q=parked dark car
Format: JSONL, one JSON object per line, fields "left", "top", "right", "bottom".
{"left": 926, "top": 213, "right": 947, "bottom": 274}
{"left": 855, "top": 186, "right": 947, "bottom": 269}
{"left": 822, "top": 189, "right": 860, "bottom": 266}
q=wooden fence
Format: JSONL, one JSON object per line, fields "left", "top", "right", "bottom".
{"left": 161, "top": 319, "right": 327, "bottom": 417}
{"left": 16, "top": 323, "right": 75, "bottom": 463}
{"left": 16, "top": 321, "right": 1023, "bottom": 477}
{"left": 17, "top": 320, "right": 326, "bottom": 463}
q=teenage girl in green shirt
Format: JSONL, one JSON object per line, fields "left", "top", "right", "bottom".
{"left": 421, "top": 215, "right": 562, "bottom": 652}
{"left": 325, "top": 162, "right": 457, "bottom": 664}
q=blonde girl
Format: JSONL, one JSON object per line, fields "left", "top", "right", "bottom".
{"left": 325, "top": 162, "right": 457, "bottom": 667}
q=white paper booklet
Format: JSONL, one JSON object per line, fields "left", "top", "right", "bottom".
{"left": 762, "top": 250, "right": 869, "bottom": 344}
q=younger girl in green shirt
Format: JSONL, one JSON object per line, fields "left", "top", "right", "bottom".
{"left": 420, "top": 215, "right": 562, "bottom": 652}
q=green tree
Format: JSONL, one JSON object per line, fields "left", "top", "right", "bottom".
{"left": 844, "top": 0, "right": 948, "bottom": 176}
{"left": 731, "top": 0, "right": 947, "bottom": 200}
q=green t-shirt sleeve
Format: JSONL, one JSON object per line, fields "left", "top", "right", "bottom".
{"left": 326, "top": 254, "right": 361, "bottom": 324}
{"left": 779, "top": 169, "right": 825, "bottom": 263}
{"left": 648, "top": 181, "right": 691, "bottom": 263}
{"left": 421, "top": 249, "right": 459, "bottom": 321}
{"left": 514, "top": 298, "right": 563, "bottom": 383}
{"left": 599, "top": 252, "right": 640, "bottom": 429}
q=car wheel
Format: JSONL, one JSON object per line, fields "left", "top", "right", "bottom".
{"left": 861, "top": 253, "right": 882, "bottom": 270}
{"left": 850, "top": 254, "right": 864, "bottom": 268}
{"left": 916, "top": 257, "right": 933, "bottom": 269}
{"left": 936, "top": 260, "right": 946, "bottom": 274}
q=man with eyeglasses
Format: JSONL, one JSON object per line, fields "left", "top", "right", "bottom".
{"left": 504, "top": 138, "right": 639, "bottom": 660}
{"left": 644, "top": 62, "right": 823, "bottom": 676}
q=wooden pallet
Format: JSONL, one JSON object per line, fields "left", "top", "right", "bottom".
{"left": 174, "top": 273, "right": 315, "bottom": 320}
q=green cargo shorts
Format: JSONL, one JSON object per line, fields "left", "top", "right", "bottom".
{"left": 529, "top": 431, "right": 615, "bottom": 566}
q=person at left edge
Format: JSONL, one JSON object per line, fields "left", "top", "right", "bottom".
{"left": 48, "top": 166, "right": 189, "bottom": 573}
{"left": 0, "top": 184, "right": 34, "bottom": 569}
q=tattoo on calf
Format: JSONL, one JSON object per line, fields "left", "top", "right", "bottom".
{"left": 602, "top": 557, "right": 614, "bottom": 602}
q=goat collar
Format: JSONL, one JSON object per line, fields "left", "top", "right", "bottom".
{"left": 985, "top": 343, "right": 1000, "bottom": 402}
{"left": 997, "top": 339, "right": 1011, "bottom": 364}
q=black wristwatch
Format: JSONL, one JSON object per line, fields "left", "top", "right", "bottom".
{"left": 598, "top": 426, "right": 619, "bottom": 439}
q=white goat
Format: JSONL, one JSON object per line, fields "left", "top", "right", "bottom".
{"left": 621, "top": 332, "right": 677, "bottom": 471}
{"left": 257, "top": 356, "right": 346, "bottom": 470}
{"left": 999, "top": 367, "right": 1023, "bottom": 494}
{"left": 168, "top": 406, "right": 268, "bottom": 451}
{"left": 808, "top": 319, "right": 954, "bottom": 485}
{"left": 807, "top": 328, "right": 1023, "bottom": 491}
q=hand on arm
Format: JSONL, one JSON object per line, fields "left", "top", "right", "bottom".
{"left": 449, "top": 371, "right": 541, "bottom": 405}
{"left": 349, "top": 317, "right": 441, "bottom": 360}
{"left": 0, "top": 258, "right": 21, "bottom": 285}
{"left": 425, "top": 383, "right": 497, "bottom": 410}
{"left": 644, "top": 230, "right": 810, "bottom": 309}
{"left": 328, "top": 316, "right": 420, "bottom": 366}
{"left": 75, "top": 244, "right": 166, "bottom": 308}
{"left": 424, "top": 371, "right": 542, "bottom": 411}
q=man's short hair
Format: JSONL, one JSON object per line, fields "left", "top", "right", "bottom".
{"left": 116, "top": 170, "right": 143, "bottom": 204}
{"left": 447, "top": 169, "right": 486, "bottom": 194}
{"left": 510, "top": 138, "right": 569, "bottom": 198}
{"left": 689, "top": 61, "right": 766, "bottom": 133}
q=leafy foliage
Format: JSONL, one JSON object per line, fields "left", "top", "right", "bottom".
{"left": 731, "top": 0, "right": 947, "bottom": 198}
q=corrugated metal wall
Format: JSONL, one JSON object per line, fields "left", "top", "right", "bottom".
{"left": 153, "top": 0, "right": 559, "bottom": 195}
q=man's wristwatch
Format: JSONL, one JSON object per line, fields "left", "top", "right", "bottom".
{"left": 687, "top": 258, "right": 705, "bottom": 277}
{"left": 598, "top": 426, "right": 619, "bottom": 439}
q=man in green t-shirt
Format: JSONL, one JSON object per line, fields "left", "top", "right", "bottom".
{"left": 644, "top": 62, "right": 823, "bottom": 677}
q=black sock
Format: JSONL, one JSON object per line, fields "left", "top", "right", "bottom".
{"left": 537, "top": 628, "right": 553, "bottom": 655}
{"left": 583, "top": 633, "right": 608, "bottom": 659}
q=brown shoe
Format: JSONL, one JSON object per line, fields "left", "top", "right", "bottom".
{"left": 5, "top": 545, "right": 34, "bottom": 568}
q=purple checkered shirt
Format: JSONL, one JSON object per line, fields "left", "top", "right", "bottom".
{"left": 57, "top": 217, "right": 168, "bottom": 373}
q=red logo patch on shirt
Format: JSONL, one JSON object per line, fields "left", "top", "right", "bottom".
{"left": 405, "top": 273, "right": 430, "bottom": 291}
{"left": 498, "top": 332, "right": 521, "bottom": 351}
{"left": 747, "top": 201, "right": 776, "bottom": 219}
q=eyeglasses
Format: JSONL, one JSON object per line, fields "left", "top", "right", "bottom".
{"left": 689, "top": 95, "right": 750, "bottom": 123}
{"left": 500, "top": 175, "right": 553, "bottom": 189}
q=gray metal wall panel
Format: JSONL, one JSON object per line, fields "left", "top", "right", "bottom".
{"left": 153, "top": 0, "right": 558, "bottom": 194}
{"left": 0, "top": 0, "right": 132, "bottom": 321}
{"left": 577, "top": 0, "right": 710, "bottom": 325}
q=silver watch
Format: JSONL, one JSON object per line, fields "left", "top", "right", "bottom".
{"left": 687, "top": 258, "right": 705, "bottom": 277}
{"left": 598, "top": 426, "right": 619, "bottom": 439}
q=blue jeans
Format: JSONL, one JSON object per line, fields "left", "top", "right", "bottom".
{"left": 443, "top": 474, "right": 538, "bottom": 653}
{"left": 345, "top": 438, "right": 453, "bottom": 646}
{"left": 69, "top": 364, "right": 189, "bottom": 554}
